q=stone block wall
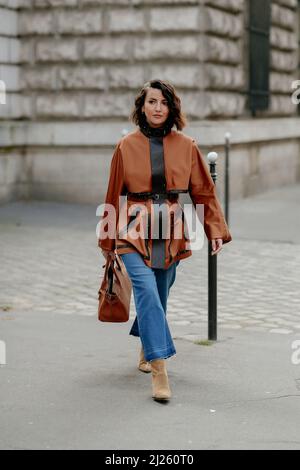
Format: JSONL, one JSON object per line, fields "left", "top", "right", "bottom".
{"left": 0, "top": 0, "right": 23, "bottom": 119}
{"left": 12, "top": 0, "right": 299, "bottom": 122}
{"left": 0, "top": 0, "right": 300, "bottom": 205}
{"left": 0, "top": 1, "right": 28, "bottom": 203}
{"left": 269, "top": 0, "right": 299, "bottom": 116}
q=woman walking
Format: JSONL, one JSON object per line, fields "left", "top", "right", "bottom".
{"left": 98, "top": 79, "right": 232, "bottom": 402}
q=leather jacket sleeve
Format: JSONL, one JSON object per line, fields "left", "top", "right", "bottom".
{"left": 189, "top": 140, "right": 232, "bottom": 244}
{"left": 98, "top": 141, "right": 126, "bottom": 252}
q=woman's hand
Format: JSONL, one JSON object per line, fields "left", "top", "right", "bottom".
{"left": 211, "top": 238, "right": 223, "bottom": 256}
{"left": 101, "top": 249, "right": 111, "bottom": 260}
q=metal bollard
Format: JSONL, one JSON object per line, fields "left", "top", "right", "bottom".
{"left": 224, "top": 132, "right": 231, "bottom": 226}
{"left": 207, "top": 152, "right": 218, "bottom": 341}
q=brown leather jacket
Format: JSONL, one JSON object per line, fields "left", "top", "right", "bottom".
{"left": 98, "top": 127, "right": 232, "bottom": 269}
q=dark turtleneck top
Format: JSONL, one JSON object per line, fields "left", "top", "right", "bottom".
{"left": 139, "top": 117, "right": 173, "bottom": 138}
{"left": 138, "top": 119, "right": 173, "bottom": 269}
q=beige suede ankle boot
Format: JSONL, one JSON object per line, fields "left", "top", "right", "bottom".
{"left": 151, "top": 359, "right": 171, "bottom": 401}
{"left": 138, "top": 347, "right": 152, "bottom": 373}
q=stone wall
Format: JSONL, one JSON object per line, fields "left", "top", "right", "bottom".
{"left": 14, "top": 0, "right": 299, "bottom": 121}
{"left": 0, "top": 0, "right": 22, "bottom": 119}
{"left": 269, "top": 0, "right": 299, "bottom": 116}
{"left": 0, "top": 0, "right": 28, "bottom": 203}
{"left": 297, "top": 0, "right": 300, "bottom": 104}
{"left": 0, "top": 0, "right": 300, "bottom": 205}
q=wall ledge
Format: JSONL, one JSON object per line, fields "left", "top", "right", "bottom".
{"left": 0, "top": 117, "right": 300, "bottom": 148}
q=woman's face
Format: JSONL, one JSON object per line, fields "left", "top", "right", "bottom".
{"left": 141, "top": 88, "right": 169, "bottom": 128}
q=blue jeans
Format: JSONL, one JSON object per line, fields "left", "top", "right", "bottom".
{"left": 120, "top": 253, "right": 180, "bottom": 362}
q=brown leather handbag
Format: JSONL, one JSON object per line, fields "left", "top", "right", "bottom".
{"left": 98, "top": 250, "right": 132, "bottom": 322}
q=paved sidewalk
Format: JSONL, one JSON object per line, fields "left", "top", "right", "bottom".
{"left": 0, "top": 185, "right": 299, "bottom": 335}
{"left": 0, "top": 183, "right": 300, "bottom": 449}
{"left": 1, "top": 309, "right": 299, "bottom": 450}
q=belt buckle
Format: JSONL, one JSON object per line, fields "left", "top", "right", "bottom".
{"left": 152, "top": 193, "right": 160, "bottom": 200}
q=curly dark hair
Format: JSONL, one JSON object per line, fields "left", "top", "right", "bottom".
{"left": 130, "top": 79, "right": 187, "bottom": 131}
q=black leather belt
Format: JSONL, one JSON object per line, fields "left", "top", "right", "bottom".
{"left": 127, "top": 192, "right": 179, "bottom": 202}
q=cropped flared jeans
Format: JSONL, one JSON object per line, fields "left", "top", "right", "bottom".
{"left": 120, "top": 252, "right": 180, "bottom": 362}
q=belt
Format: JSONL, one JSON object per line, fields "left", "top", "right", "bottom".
{"left": 127, "top": 192, "right": 179, "bottom": 202}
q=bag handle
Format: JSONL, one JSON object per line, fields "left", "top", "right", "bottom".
{"left": 101, "top": 251, "right": 115, "bottom": 287}
{"left": 114, "top": 253, "right": 124, "bottom": 272}
{"left": 101, "top": 250, "right": 127, "bottom": 293}
{"left": 107, "top": 263, "right": 114, "bottom": 294}
{"left": 103, "top": 250, "right": 125, "bottom": 272}
{"left": 102, "top": 250, "right": 119, "bottom": 294}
